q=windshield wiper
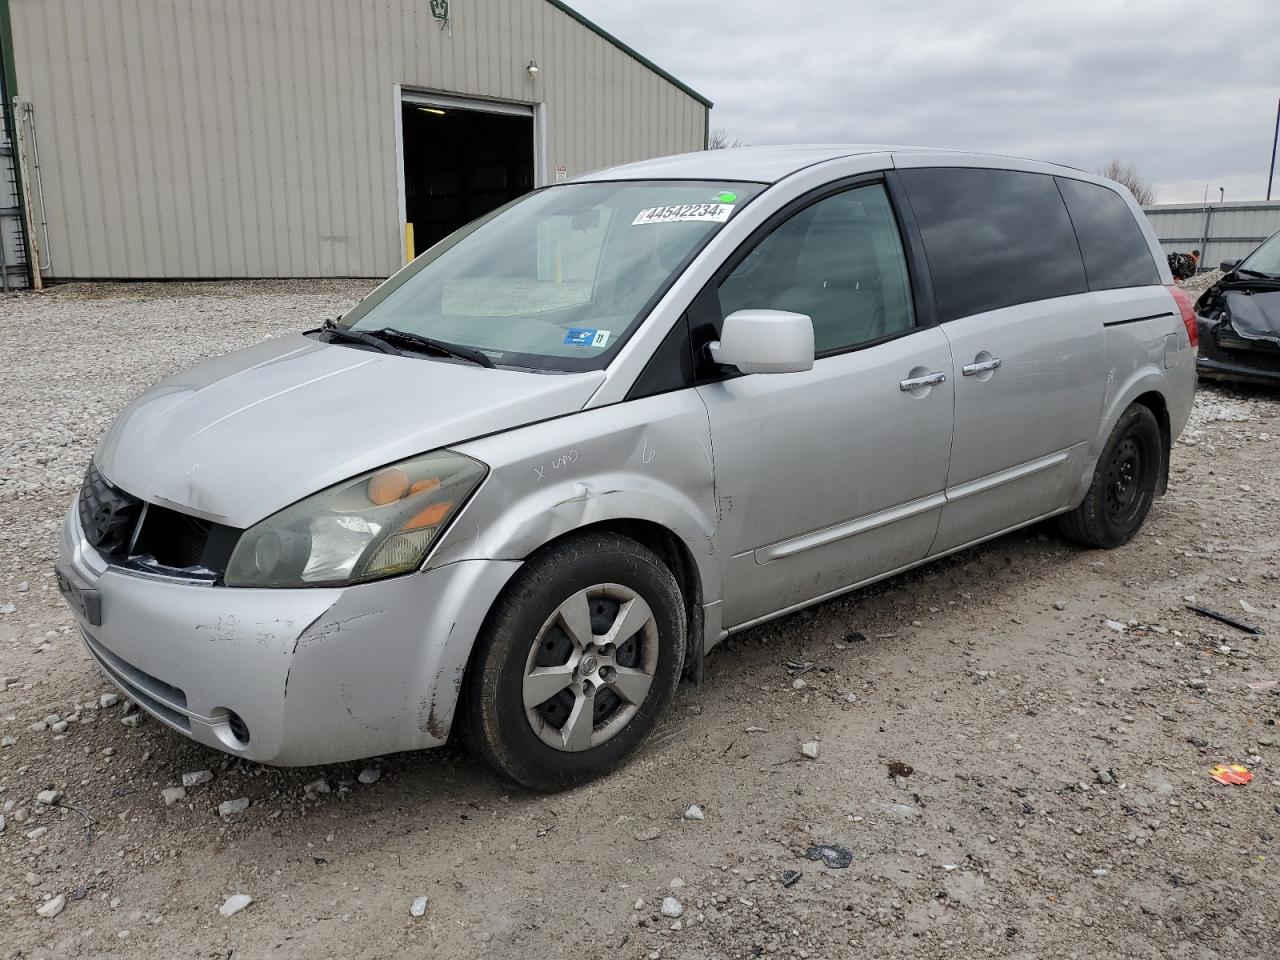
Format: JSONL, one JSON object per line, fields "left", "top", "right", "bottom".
{"left": 1235, "top": 267, "right": 1280, "bottom": 280}
{"left": 319, "top": 320, "right": 402, "bottom": 355}
{"left": 372, "top": 327, "right": 496, "bottom": 368}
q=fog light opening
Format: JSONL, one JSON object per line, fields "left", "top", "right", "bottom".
{"left": 212, "top": 708, "right": 251, "bottom": 749}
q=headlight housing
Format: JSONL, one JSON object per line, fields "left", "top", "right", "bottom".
{"left": 224, "top": 451, "right": 486, "bottom": 587}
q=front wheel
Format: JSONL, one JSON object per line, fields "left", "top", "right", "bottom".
{"left": 1056, "top": 403, "right": 1164, "bottom": 549}
{"left": 460, "top": 532, "right": 686, "bottom": 791}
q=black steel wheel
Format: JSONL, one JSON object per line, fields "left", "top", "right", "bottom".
{"left": 1057, "top": 403, "right": 1164, "bottom": 549}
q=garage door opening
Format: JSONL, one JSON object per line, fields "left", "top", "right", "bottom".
{"left": 400, "top": 96, "right": 536, "bottom": 259}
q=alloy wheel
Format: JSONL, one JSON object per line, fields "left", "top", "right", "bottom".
{"left": 522, "top": 583, "right": 659, "bottom": 752}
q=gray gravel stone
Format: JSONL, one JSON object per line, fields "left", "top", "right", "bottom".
{"left": 161, "top": 786, "right": 187, "bottom": 805}
{"left": 218, "top": 797, "right": 250, "bottom": 818}
{"left": 218, "top": 893, "right": 252, "bottom": 917}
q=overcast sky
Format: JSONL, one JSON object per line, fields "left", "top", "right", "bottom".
{"left": 572, "top": 0, "right": 1279, "bottom": 204}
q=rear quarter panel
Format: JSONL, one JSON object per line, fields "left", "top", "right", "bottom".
{"left": 1072, "top": 285, "right": 1196, "bottom": 505}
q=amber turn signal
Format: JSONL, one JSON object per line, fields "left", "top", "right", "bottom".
{"left": 404, "top": 501, "right": 453, "bottom": 530}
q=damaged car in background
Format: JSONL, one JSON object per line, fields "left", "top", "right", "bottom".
{"left": 1196, "top": 229, "right": 1280, "bottom": 386}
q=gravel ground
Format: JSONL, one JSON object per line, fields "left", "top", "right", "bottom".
{"left": 2, "top": 280, "right": 1279, "bottom": 959}
{"left": 1178, "top": 270, "right": 1224, "bottom": 301}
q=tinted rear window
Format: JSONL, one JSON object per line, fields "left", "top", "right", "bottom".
{"left": 899, "top": 167, "right": 1088, "bottom": 322}
{"left": 1055, "top": 177, "right": 1161, "bottom": 290}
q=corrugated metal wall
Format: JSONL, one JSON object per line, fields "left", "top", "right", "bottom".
{"left": 8, "top": 0, "right": 708, "bottom": 279}
{"left": 1143, "top": 201, "right": 1280, "bottom": 271}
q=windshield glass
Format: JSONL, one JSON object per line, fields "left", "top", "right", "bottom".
{"left": 1240, "top": 230, "right": 1280, "bottom": 278}
{"left": 340, "top": 180, "right": 762, "bottom": 371}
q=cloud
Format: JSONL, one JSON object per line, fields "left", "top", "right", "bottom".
{"left": 571, "top": 0, "right": 1280, "bottom": 202}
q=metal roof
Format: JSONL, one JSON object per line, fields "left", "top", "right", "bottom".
{"left": 546, "top": 1, "right": 712, "bottom": 108}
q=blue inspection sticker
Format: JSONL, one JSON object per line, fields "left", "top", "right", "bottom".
{"left": 564, "top": 328, "right": 611, "bottom": 348}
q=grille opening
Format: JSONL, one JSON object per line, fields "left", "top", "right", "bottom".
{"left": 132, "top": 505, "right": 213, "bottom": 569}
{"left": 81, "top": 630, "right": 192, "bottom": 733}
{"left": 78, "top": 463, "right": 144, "bottom": 561}
{"left": 78, "top": 465, "right": 241, "bottom": 579}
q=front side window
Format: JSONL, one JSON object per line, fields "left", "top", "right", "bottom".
{"left": 717, "top": 184, "right": 915, "bottom": 354}
{"left": 1055, "top": 177, "right": 1161, "bottom": 290}
{"left": 899, "top": 167, "right": 1088, "bottom": 322}
{"left": 340, "top": 180, "right": 763, "bottom": 371}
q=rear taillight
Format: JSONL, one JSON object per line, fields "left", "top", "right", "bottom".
{"left": 1168, "top": 284, "right": 1198, "bottom": 349}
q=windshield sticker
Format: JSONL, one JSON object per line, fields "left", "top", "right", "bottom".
{"left": 632, "top": 202, "right": 734, "bottom": 226}
{"left": 564, "top": 328, "right": 611, "bottom": 348}
{"left": 715, "top": 191, "right": 738, "bottom": 203}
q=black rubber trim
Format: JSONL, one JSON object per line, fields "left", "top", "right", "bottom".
{"left": 625, "top": 311, "right": 696, "bottom": 400}
{"left": 1103, "top": 311, "right": 1176, "bottom": 328}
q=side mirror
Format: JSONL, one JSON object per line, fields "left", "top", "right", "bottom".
{"left": 708, "top": 309, "right": 814, "bottom": 375}
{"left": 1219, "top": 258, "right": 1240, "bottom": 273}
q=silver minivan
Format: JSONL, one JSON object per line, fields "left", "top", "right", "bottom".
{"left": 58, "top": 146, "right": 1198, "bottom": 790}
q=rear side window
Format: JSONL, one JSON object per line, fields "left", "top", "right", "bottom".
{"left": 1055, "top": 177, "right": 1161, "bottom": 290}
{"left": 899, "top": 167, "right": 1087, "bottom": 322}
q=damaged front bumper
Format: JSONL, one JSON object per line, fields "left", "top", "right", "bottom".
{"left": 1196, "top": 314, "right": 1280, "bottom": 387}
{"left": 59, "top": 503, "right": 519, "bottom": 765}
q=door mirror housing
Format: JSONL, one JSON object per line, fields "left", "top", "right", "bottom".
{"left": 708, "top": 310, "right": 814, "bottom": 375}
{"left": 1219, "top": 258, "right": 1240, "bottom": 273}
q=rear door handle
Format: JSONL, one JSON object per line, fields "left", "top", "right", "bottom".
{"left": 899, "top": 371, "right": 947, "bottom": 391}
{"left": 962, "top": 357, "right": 1003, "bottom": 376}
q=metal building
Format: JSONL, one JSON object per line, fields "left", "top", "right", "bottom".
{"left": 1143, "top": 200, "right": 1280, "bottom": 272}
{"left": 0, "top": 0, "right": 711, "bottom": 284}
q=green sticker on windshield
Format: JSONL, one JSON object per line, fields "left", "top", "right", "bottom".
{"left": 716, "top": 192, "right": 738, "bottom": 203}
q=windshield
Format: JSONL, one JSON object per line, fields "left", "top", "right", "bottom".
{"left": 1239, "top": 230, "right": 1280, "bottom": 278}
{"left": 340, "top": 180, "right": 763, "bottom": 371}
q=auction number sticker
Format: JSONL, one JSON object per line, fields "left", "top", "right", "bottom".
{"left": 632, "top": 202, "right": 734, "bottom": 226}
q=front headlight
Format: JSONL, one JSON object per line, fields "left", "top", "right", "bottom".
{"left": 224, "top": 451, "right": 486, "bottom": 587}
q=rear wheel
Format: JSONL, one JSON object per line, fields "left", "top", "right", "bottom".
{"left": 1056, "top": 403, "right": 1164, "bottom": 548}
{"left": 460, "top": 532, "right": 685, "bottom": 791}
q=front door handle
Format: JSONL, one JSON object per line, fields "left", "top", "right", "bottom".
{"left": 899, "top": 371, "right": 947, "bottom": 391}
{"left": 962, "top": 357, "right": 1003, "bottom": 376}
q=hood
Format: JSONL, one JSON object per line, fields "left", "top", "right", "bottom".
{"left": 96, "top": 335, "right": 604, "bottom": 528}
{"left": 1222, "top": 286, "right": 1280, "bottom": 345}
{"left": 1199, "top": 275, "right": 1280, "bottom": 345}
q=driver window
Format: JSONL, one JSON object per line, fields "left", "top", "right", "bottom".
{"left": 718, "top": 184, "right": 914, "bottom": 354}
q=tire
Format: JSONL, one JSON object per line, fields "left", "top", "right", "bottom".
{"left": 1056, "top": 403, "right": 1165, "bottom": 549}
{"left": 460, "top": 531, "right": 686, "bottom": 791}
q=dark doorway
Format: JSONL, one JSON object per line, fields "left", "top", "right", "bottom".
{"left": 401, "top": 101, "right": 535, "bottom": 256}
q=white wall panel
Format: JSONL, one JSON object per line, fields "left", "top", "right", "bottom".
{"left": 9, "top": 0, "right": 709, "bottom": 278}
